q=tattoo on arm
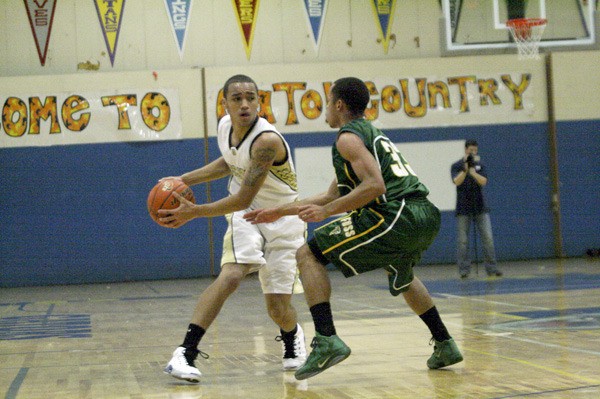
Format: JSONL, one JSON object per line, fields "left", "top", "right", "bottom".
{"left": 245, "top": 147, "right": 275, "bottom": 186}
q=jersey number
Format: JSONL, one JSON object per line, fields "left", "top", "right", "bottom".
{"left": 379, "top": 139, "right": 416, "bottom": 177}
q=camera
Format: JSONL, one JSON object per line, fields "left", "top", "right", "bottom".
{"left": 466, "top": 154, "right": 480, "bottom": 168}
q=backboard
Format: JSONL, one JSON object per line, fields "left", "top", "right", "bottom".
{"left": 441, "top": 0, "right": 598, "bottom": 55}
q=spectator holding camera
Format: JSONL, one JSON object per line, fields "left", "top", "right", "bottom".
{"left": 451, "top": 139, "right": 502, "bottom": 279}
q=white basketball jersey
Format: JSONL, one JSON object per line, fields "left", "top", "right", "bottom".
{"left": 217, "top": 115, "right": 299, "bottom": 209}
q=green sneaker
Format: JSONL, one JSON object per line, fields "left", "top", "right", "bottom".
{"left": 294, "top": 333, "right": 351, "bottom": 380}
{"left": 427, "top": 338, "right": 463, "bottom": 369}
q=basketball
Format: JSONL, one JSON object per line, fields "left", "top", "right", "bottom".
{"left": 147, "top": 179, "right": 195, "bottom": 226}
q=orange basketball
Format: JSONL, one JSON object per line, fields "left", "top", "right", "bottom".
{"left": 147, "top": 179, "right": 195, "bottom": 226}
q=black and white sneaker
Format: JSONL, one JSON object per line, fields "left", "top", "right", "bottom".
{"left": 163, "top": 346, "right": 202, "bottom": 383}
{"left": 276, "top": 324, "right": 307, "bottom": 370}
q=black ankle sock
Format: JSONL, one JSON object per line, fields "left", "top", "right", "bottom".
{"left": 280, "top": 324, "right": 298, "bottom": 338}
{"left": 310, "top": 302, "right": 336, "bottom": 336}
{"left": 419, "top": 306, "right": 451, "bottom": 342}
{"left": 182, "top": 323, "right": 206, "bottom": 350}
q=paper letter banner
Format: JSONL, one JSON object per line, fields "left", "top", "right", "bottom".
{"left": 164, "top": 0, "right": 193, "bottom": 60}
{"left": 371, "top": 0, "right": 397, "bottom": 54}
{"left": 1, "top": 88, "right": 183, "bottom": 148}
{"left": 94, "top": 0, "right": 126, "bottom": 66}
{"left": 232, "top": 0, "right": 259, "bottom": 60}
{"left": 302, "top": 0, "right": 327, "bottom": 51}
{"left": 23, "top": 0, "right": 58, "bottom": 66}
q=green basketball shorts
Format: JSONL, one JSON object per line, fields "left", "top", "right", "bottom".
{"left": 310, "top": 197, "right": 441, "bottom": 293}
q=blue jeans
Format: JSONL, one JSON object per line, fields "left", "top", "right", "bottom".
{"left": 456, "top": 213, "right": 498, "bottom": 275}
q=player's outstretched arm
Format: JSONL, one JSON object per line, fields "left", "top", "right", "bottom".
{"left": 158, "top": 133, "right": 283, "bottom": 227}
{"left": 195, "top": 132, "right": 283, "bottom": 219}
{"left": 243, "top": 207, "right": 286, "bottom": 224}
{"left": 158, "top": 157, "right": 230, "bottom": 187}
{"left": 181, "top": 157, "right": 231, "bottom": 186}
{"left": 244, "top": 178, "right": 340, "bottom": 224}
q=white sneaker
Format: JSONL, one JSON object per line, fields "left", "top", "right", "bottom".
{"left": 279, "top": 324, "right": 307, "bottom": 370}
{"left": 164, "top": 346, "right": 202, "bottom": 383}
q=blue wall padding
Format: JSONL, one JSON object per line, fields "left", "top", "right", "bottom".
{"left": 1, "top": 119, "right": 598, "bottom": 287}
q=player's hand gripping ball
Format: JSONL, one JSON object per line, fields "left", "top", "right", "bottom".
{"left": 147, "top": 179, "right": 195, "bottom": 226}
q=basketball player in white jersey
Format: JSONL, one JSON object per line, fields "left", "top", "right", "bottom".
{"left": 159, "top": 75, "right": 306, "bottom": 383}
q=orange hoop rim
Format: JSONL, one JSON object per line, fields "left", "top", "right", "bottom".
{"left": 506, "top": 18, "right": 547, "bottom": 28}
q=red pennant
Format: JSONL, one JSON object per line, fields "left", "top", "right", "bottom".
{"left": 23, "top": 0, "right": 58, "bottom": 66}
{"left": 232, "top": 0, "right": 260, "bottom": 60}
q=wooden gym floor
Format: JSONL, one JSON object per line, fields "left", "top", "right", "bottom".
{"left": 1, "top": 258, "right": 600, "bottom": 399}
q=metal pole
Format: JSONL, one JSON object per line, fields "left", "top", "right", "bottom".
{"left": 545, "top": 53, "right": 566, "bottom": 258}
{"left": 472, "top": 216, "right": 479, "bottom": 276}
{"left": 201, "top": 67, "right": 217, "bottom": 275}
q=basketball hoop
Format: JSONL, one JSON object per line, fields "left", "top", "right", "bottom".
{"left": 506, "top": 18, "right": 547, "bottom": 59}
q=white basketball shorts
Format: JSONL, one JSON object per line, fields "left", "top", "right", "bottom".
{"left": 221, "top": 210, "right": 305, "bottom": 294}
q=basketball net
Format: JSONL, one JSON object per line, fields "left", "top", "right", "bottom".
{"left": 506, "top": 18, "right": 547, "bottom": 60}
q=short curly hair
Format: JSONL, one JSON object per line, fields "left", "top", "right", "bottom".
{"left": 331, "top": 77, "right": 370, "bottom": 117}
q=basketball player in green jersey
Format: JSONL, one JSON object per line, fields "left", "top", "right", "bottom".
{"left": 245, "top": 77, "right": 463, "bottom": 380}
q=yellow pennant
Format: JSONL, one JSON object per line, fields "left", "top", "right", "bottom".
{"left": 94, "top": 0, "right": 126, "bottom": 66}
{"left": 371, "top": 0, "right": 397, "bottom": 54}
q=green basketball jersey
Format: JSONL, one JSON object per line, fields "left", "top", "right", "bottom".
{"left": 332, "top": 118, "right": 429, "bottom": 208}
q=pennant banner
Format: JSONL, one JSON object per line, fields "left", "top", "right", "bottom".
{"left": 94, "top": 0, "right": 126, "bottom": 66}
{"left": 232, "top": 0, "right": 259, "bottom": 60}
{"left": 23, "top": 0, "right": 58, "bottom": 66}
{"left": 164, "top": 0, "right": 193, "bottom": 60}
{"left": 302, "top": 0, "right": 327, "bottom": 52}
{"left": 371, "top": 0, "right": 397, "bottom": 54}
